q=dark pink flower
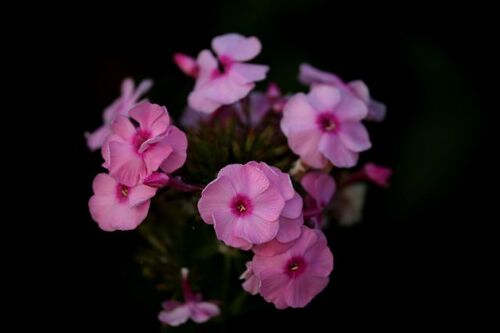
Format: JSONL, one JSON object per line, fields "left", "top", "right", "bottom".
{"left": 363, "top": 163, "right": 393, "bottom": 187}
{"left": 85, "top": 78, "right": 152, "bottom": 151}
{"left": 88, "top": 173, "right": 156, "bottom": 231}
{"left": 173, "top": 53, "right": 199, "bottom": 78}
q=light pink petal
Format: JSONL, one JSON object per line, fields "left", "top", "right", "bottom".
{"left": 111, "top": 116, "right": 136, "bottom": 141}
{"left": 234, "top": 214, "right": 279, "bottom": 244}
{"left": 298, "top": 63, "right": 343, "bottom": 86}
{"left": 307, "top": 85, "right": 342, "bottom": 112}
{"left": 197, "top": 176, "right": 235, "bottom": 224}
{"left": 194, "top": 50, "right": 218, "bottom": 89}
{"left": 190, "top": 302, "right": 220, "bottom": 323}
{"left": 333, "top": 93, "right": 368, "bottom": 122}
{"left": 301, "top": 172, "right": 336, "bottom": 207}
{"left": 229, "top": 63, "right": 269, "bottom": 85}
{"left": 143, "top": 142, "right": 173, "bottom": 175}
{"left": 159, "top": 126, "right": 188, "bottom": 173}
{"left": 364, "top": 163, "right": 392, "bottom": 187}
{"left": 92, "top": 173, "right": 117, "bottom": 195}
{"left": 120, "top": 78, "right": 134, "bottom": 97}
{"left": 202, "top": 76, "right": 253, "bottom": 104}
{"left": 252, "top": 237, "right": 296, "bottom": 257}
{"left": 304, "top": 231, "right": 334, "bottom": 277}
{"left": 366, "top": 98, "right": 387, "bottom": 122}
{"left": 276, "top": 215, "right": 303, "bottom": 243}
{"left": 338, "top": 122, "right": 371, "bottom": 152}
{"left": 107, "top": 141, "right": 147, "bottom": 186}
{"left": 257, "top": 270, "right": 290, "bottom": 309}
{"left": 173, "top": 53, "right": 199, "bottom": 78}
{"left": 248, "top": 92, "right": 270, "bottom": 126}
{"left": 280, "top": 93, "right": 318, "bottom": 135}
{"left": 212, "top": 211, "right": 252, "bottom": 249}
{"left": 241, "top": 263, "right": 261, "bottom": 295}
{"left": 158, "top": 304, "right": 191, "bottom": 326}
{"left": 128, "top": 184, "right": 157, "bottom": 207}
{"left": 85, "top": 126, "right": 111, "bottom": 151}
{"left": 281, "top": 193, "right": 303, "bottom": 219}
{"left": 285, "top": 275, "right": 329, "bottom": 308}
{"left": 188, "top": 89, "right": 223, "bottom": 114}
{"left": 130, "top": 102, "right": 170, "bottom": 135}
{"left": 287, "top": 128, "right": 326, "bottom": 168}
{"left": 347, "top": 80, "right": 370, "bottom": 103}
{"left": 287, "top": 226, "right": 319, "bottom": 257}
{"left": 254, "top": 163, "right": 295, "bottom": 201}
{"left": 252, "top": 186, "right": 285, "bottom": 221}
{"left": 89, "top": 197, "right": 150, "bottom": 231}
{"left": 212, "top": 33, "right": 262, "bottom": 61}
{"left": 218, "top": 164, "right": 270, "bottom": 198}
{"left": 319, "top": 134, "right": 359, "bottom": 168}
{"left": 131, "top": 78, "right": 153, "bottom": 101}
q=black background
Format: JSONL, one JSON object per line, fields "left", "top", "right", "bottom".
{"left": 21, "top": 1, "right": 492, "bottom": 331}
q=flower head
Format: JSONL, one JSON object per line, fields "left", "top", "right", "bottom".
{"left": 281, "top": 84, "right": 371, "bottom": 168}
{"left": 88, "top": 173, "right": 156, "bottom": 231}
{"left": 251, "top": 226, "right": 334, "bottom": 309}
{"left": 188, "top": 33, "right": 269, "bottom": 113}
{"left": 102, "top": 102, "right": 187, "bottom": 186}
{"left": 85, "top": 78, "right": 153, "bottom": 151}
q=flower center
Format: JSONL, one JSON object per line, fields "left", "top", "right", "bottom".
{"left": 116, "top": 184, "right": 130, "bottom": 202}
{"left": 212, "top": 55, "right": 233, "bottom": 78}
{"left": 132, "top": 130, "right": 151, "bottom": 152}
{"left": 285, "top": 256, "right": 307, "bottom": 277}
{"left": 231, "top": 194, "right": 253, "bottom": 216}
{"left": 317, "top": 113, "right": 339, "bottom": 133}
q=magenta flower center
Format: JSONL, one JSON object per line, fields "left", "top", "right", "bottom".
{"left": 132, "top": 130, "right": 151, "bottom": 152}
{"left": 116, "top": 184, "right": 130, "bottom": 202}
{"left": 285, "top": 256, "right": 307, "bottom": 277}
{"left": 231, "top": 194, "right": 253, "bottom": 216}
{"left": 212, "top": 55, "right": 234, "bottom": 78}
{"left": 317, "top": 113, "right": 339, "bottom": 133}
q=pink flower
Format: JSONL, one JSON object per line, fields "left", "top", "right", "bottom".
{"left": 188, "top": 33, "right": 269, "bottom": 113}
{"left": 299, "top": 63, "right": 386, "bottom": 122}
{"left": 159, "top": 268, "right": 220, "bottom": 326}
{"left": 251, "top": 226, "right": 334, "bottom": 309}
{"left": 173, "top": 53, "right": 199, "bottom": 78}
{"left": 88, "top": 173, "right": 156, "bottom": 231}
{"left": 102, "top": 102, "right": 188, "bottom": 186}
{"left": 280, "top": 84, "right": 371, "bottom": 168}
{"left": 85, "top": 78, "right": 153, "bottom": 151}
{"left": 363, "top": 163, "right": 392, "bottom": 187}
{"left": 301, "top": 171, "right": 336, "bottom": 228}
{"left": 240, "top": 262, "right": 260, "bottom": 295}
{"left": 198, "top": 162, "right": 302, "bottom": 249}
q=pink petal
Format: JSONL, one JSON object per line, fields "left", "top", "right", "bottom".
{"left": 89, "top": 197, "right": 150, "bottom": 231}
{"left": 252, "top": 237, "right": 296, "bottom": 257}
{"left": 307, "top": 85, "right": 341, "bottom": 112}
{"left": 188, "top": 88, "right": 223, "bottom": 114}
{"left": 127, "top": 184, "right": 157, "bottom": 207}
{"left": 211, "top": 33, "right": 262, "bottom": 61}
{"left": 287, "top": 127, "right": 326, "bottom": 168}
{"left": 333, "top": 93, "right": 368, "bottom": 122}
{"left": 85, "top": 126, "right": 111, "bottom": 151}
{"left": 276, "top": 216, "right": 303, "bottom": 243}
{"left": 280, "top": 93, "right": 318, "bottom": 135}
{"left": 281, "top": 193, "right": 303, "bottom": 219}
{"left": 142, "top": 142, "right": 173, "bottom": 175}
{"left": 366, "top": 98, "right": 387, "bottom": 122}
{"left": 158, "top": 303, "right": 191, "bottom": 326}
{"left": 285, "top": 275, "right": 329, "bottom": 308}
{"left": 298, "top": 63, "right": 343, "bottom": 86}
{"left": 212, "top": 211, "right": 251, "bottom": 249}
{"left": 194, "top": 50, "right": 218, "bottom": 88}
{"left": 304, "top": 231, "right": 334, "bottom": 277}
{"left": 254, "top": 163, "right": 295, "bottom": 201}
{"left": 218, "top": 164, "right": 270, "bottom": 198}
{"left": 364, "top": 163, "right": 392, "bottom": 187}
{"left": 111, "top": 116, "right": 136, "bottom": 141}
{"left": 301, "top": 172, "right": 336, "bottom": 207}
{"left": 347, "top": 80, "right": 370, "bottom": 103}
{"left": 129, "top": 102, "right": 170, "bottom": 136}
{"left": 202, "top": 76, "right": 253, "bottom": 104}
{"left": 173, "top": 53, "right": 199, "bottom": 78}
{"left": 287, "top": 226, "right": 319, "bottom": 257}
{"left": 319, "top": 134, "right": 359, "bottom": 168}
{"left": 257, "top": 269, "right": 290, "bottom": 309}
{"left": 131, "top": 78, "right": 154, "bottom": 101}
{"left": 92, "top": 173, "right": 117, "bottom": 195}
{"left": 159, "top": 126, "right": 188, "bottom": 173}
{"left": 252, "top": 186, "right": 285, "bottom": 221}
{"left": 229, "top": 63, "right": 269, "bottom": 85}
{"left": 143, "top": 172, "right": 170, "bottom": 188}
{"left": 107, "top": 141, "right": 147, "bottom": 186}
{"left": 234, "top": 214, "right": 279, "bottom": 244}
{"left": 190, "top": 302, "right": 220, "bottom": 323}
{"left": 197, "top": 176, "right": 235, "bottom": 224}
{"left": 338, "top": 122, "right": 371, "bottom": 152}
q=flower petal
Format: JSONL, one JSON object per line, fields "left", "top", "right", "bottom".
{"left": 198, "top": 176, "right": 235, "bottom": 224}
{"left": 307, "top": 85, "right": 341, "bottom": 111}
{"left": 338, "top": 122, "right": 371, "bottom": 152}
{"left": 319, "top": 134, "right": 359, "bottom": 168}
{"left": 158, "top": 304, "right": 191, "bottom": 326}
{"left": 212, "top": 33, "right": 262, "bottom": 61}
{"left": 190, "top": 302, "right": 220, "bottom": 323}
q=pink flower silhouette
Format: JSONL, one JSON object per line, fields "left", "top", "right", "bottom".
{"left": 197, "top": 162, "right": 289, "bottom": 249}
{"left": 102, "top": 102, "right": 187, "bottom": 186}
{"left": 299, "top": 63, "right": 386, "bottom": 122}
{"left": 188, "top": 33, "right": 269, "bottom": 113}
{"left": 88, "top": 173, "right": 156, "bottom": 231}
{"left": 159, "top": 268, "right": 220, "bottom": 326}
{"left": 363, "top": 163, "right": 393, "bottom": 187}
{"left": 281, "top": 84, "right": 371, "bottom": 168}
{"left": 85, "top": 78, "right": 152, "bottom": 151}
{"left": 252, "top": 226, "right": 334, "bottom": 309}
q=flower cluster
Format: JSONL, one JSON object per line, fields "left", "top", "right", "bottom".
{"left": 86, "top": 33, "right": 392, "bottom": 327}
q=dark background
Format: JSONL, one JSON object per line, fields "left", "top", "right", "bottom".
{"left": 27, "top": 1, "right": 492, "bottom": 331}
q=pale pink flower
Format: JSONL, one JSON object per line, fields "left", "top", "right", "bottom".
{"left": 299, "top": 63, "right": 386, "bottom": 122}
{"left": 85, "top": 78, "right": 153, "bottom": 151}
{"left": 301, "top": 171, "right": 336, "bottom": 228}
{"left": 240, "top": 262, "right": 260, "bottom": 295}
{"left": 197, "top": 162, "right": 289, "bottom": 249}
{"left": 159, "top": 268, "right": 220, "bottom": 326}
{"left": 102, "top": 102, "right": 187, "bottom": 186}
{"left": 363, "top": 163, "right": 392, "bottom": 187}
{"left": 188, "top": 33, "right": 269, "bottom": 113}
{"left": 88, "top": 173, "right": 156, "bottom": 231}
{"left": 173, "top": 53, "right": 199, "bottom": 78}
{"left": 252, "top": 226, "right": 334, "bottom": 309}
{"left": 281, "top": 84, "right": 371, "bottom": 168}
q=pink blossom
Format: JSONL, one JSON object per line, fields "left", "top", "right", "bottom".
{"left": 198, "top": 162, "right": 301, "bottom": 249}
{"left": 159, "top": 268, "right": 220, "bottom": 326}
{"left": 240, "top": 262, "right": 260, "bottom": 295}
{"left": 85, "top": 78, "right": 153, "bottom": 151}
{"left": 299, "top": 63, "right": 386, "bottom": 122}
{"left": 280, "top": 84, "right": 371, "bottom": 168}
{"left": 188, "top": 33, "right": 269, "bottom": 113}
{"left": 251, "top": 226, "right": 334, "bottom": 309}
{"left": 301, "top": 171, "right": 336, "bottom": 228}
{"left": 173, "top": 53, "right": 199, "bottom": 78}
{"left": 102, "top": 102, "right": 187, "bottom": 186}
{"left": 363, "top": 163, "right": 392, "bottom": 187}
{"left": 88, "top": 173, "right": 156, "bottom": 231}
{"left": 143, "top": 172, "right": 170, "bottom": 188}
